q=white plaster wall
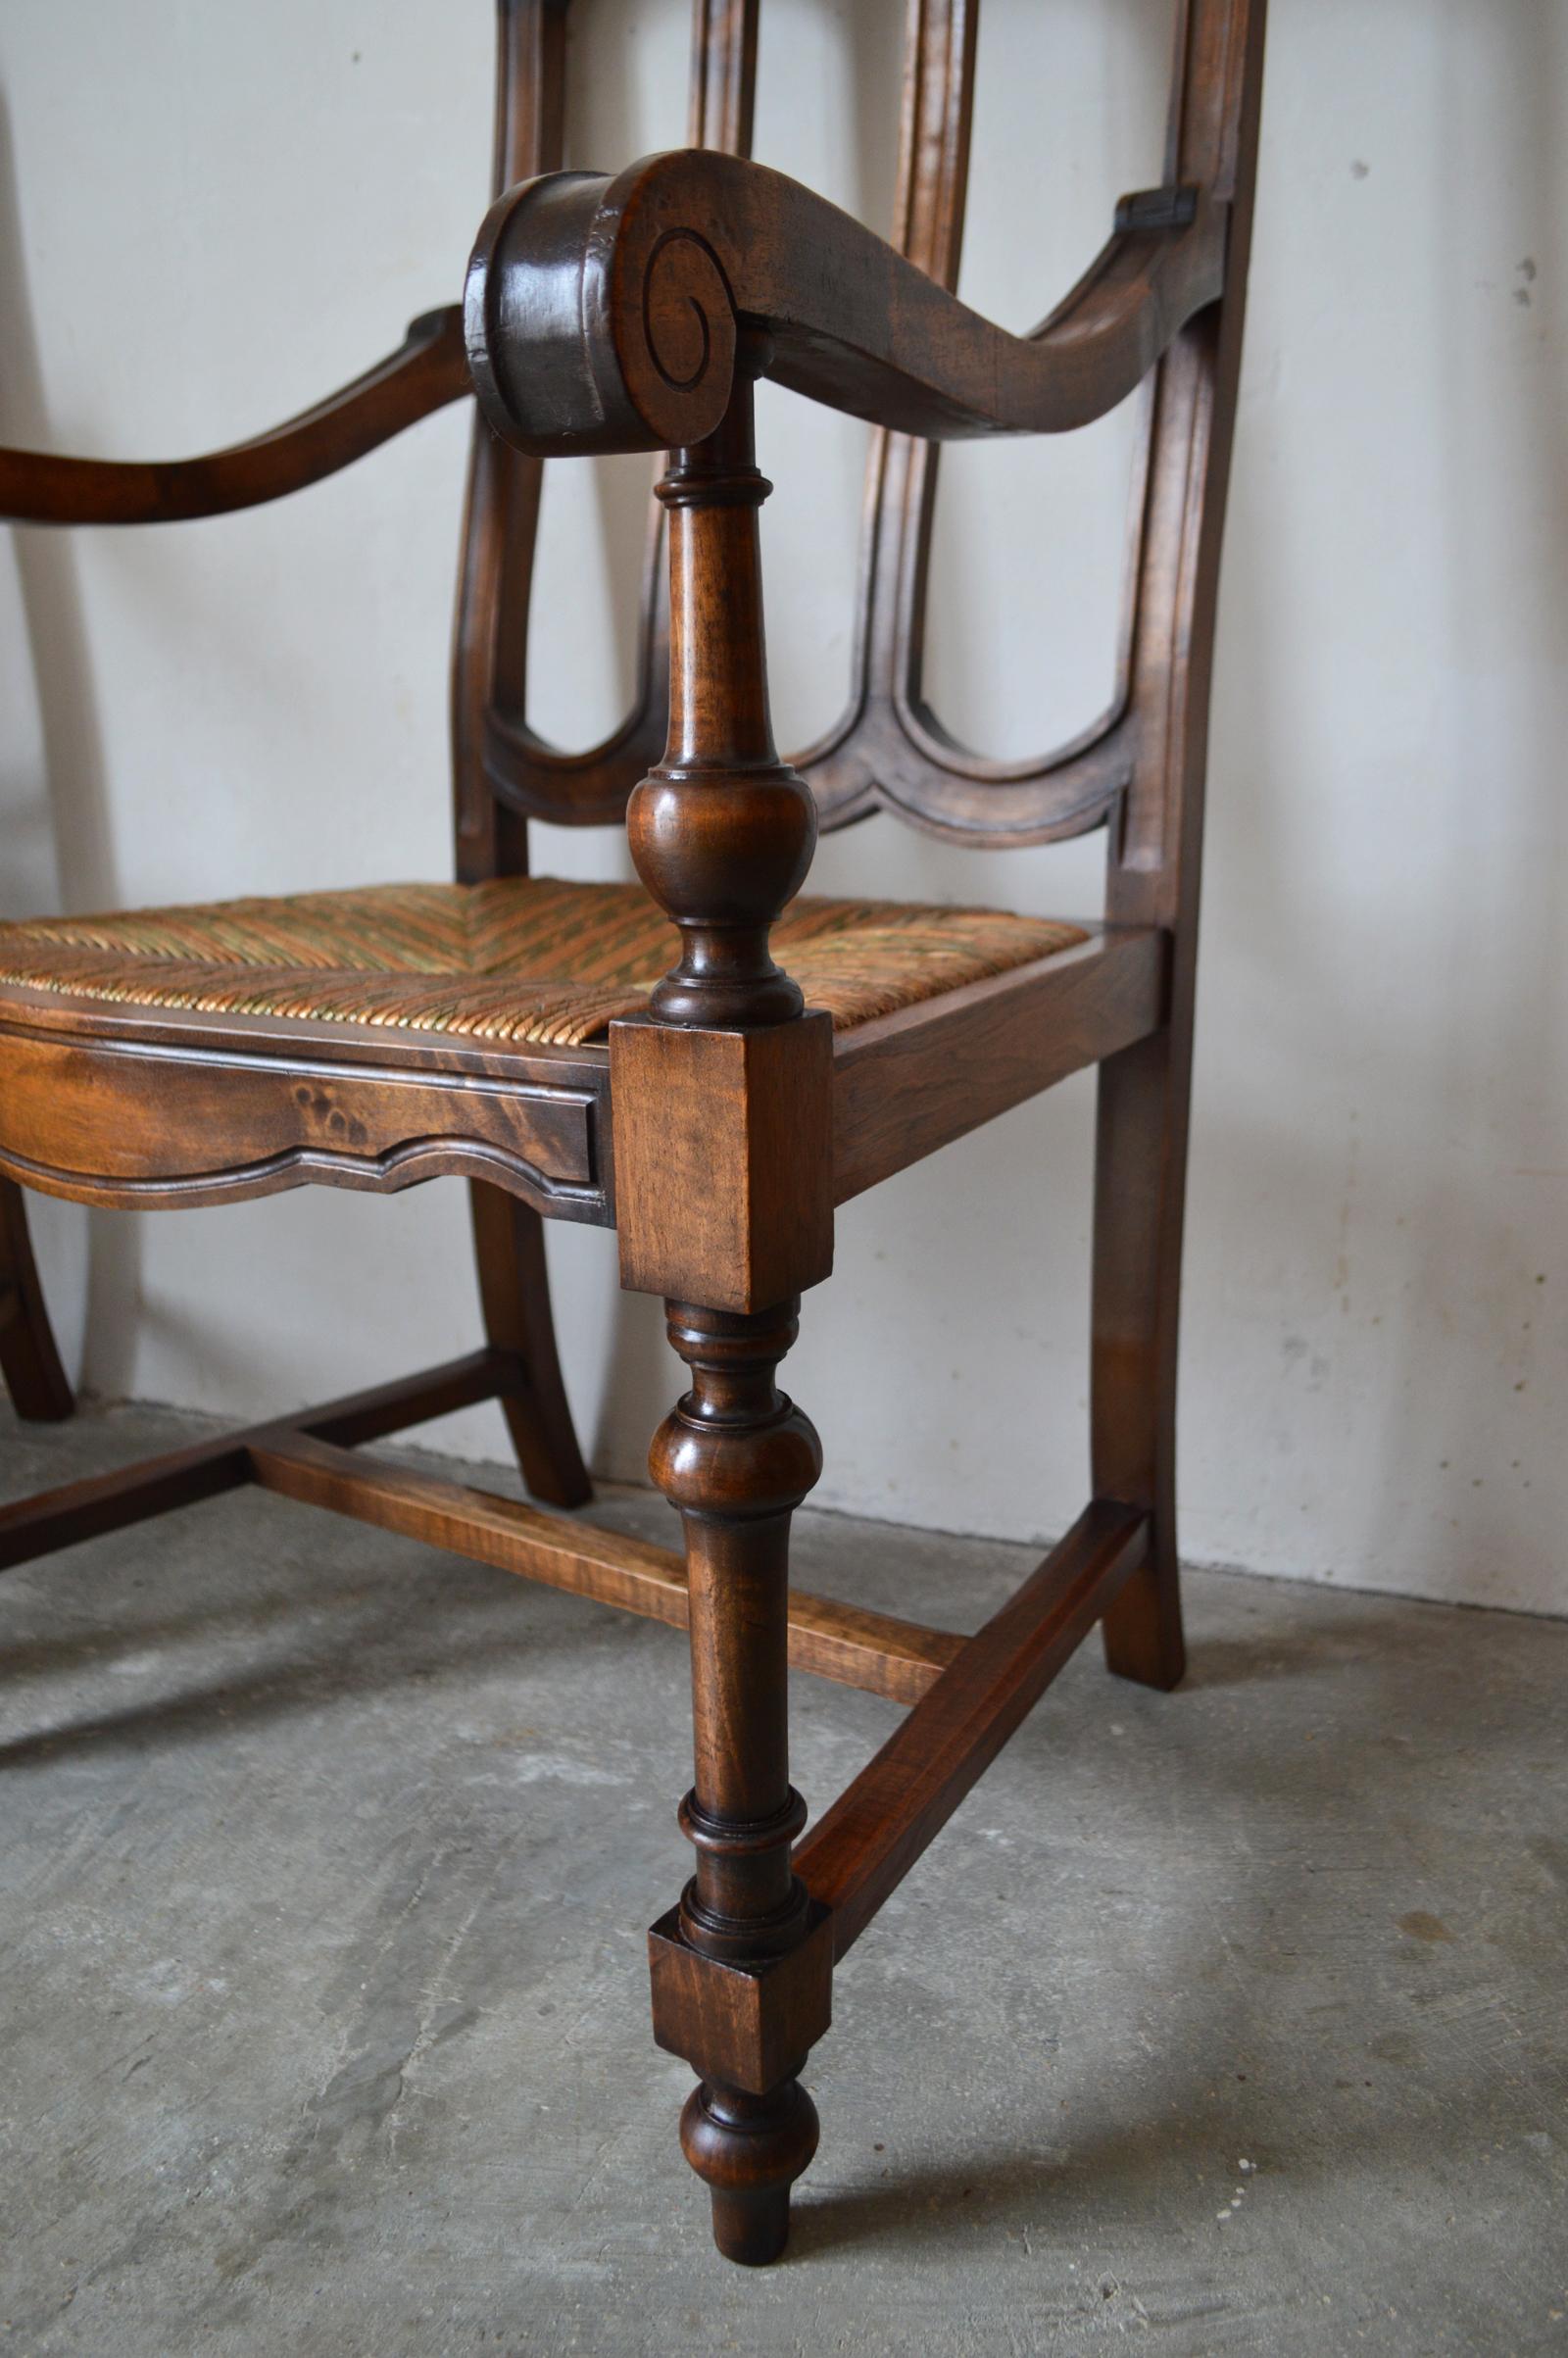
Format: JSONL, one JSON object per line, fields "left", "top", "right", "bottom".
{"left": 2, "top": 2, "right": 1563, "bottom": 1614}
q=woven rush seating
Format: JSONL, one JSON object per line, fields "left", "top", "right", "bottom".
{"left": 0, "top": 878, "right": 1087, "bottom": 1047}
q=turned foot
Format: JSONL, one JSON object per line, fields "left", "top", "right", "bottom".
{"left": 681, "top": 2078, "right": 818, "bottom": 2264}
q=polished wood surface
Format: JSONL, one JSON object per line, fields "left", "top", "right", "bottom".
{"left": 612, "top": 1014, "right": 833, "bottom": 1312}
{"left": 0, "top": 963, "right": 611, "bottom": 1228}
{"left": 646, "top": 1299, "right": 825, "bottom": 2263}
{"left": 623, "top": 349, "right": 816, "bottom": 1031}
{"left": 609, "top": 347, "right": 834, "bottom": 1324}
{"left": 604, "top": 332, "right": 841, "bottom": 2258}
{"left": 831, "top": 927, "right": 1165, "bottom": 1206}
{"left": 1094, "top": 0, "right": 1269, "bottom": 1693}
{"left": 461, "top": 1, "right": 1258, "bottom": 855}
{"left": 0, "top": 310, "right": 468, "bottom": 527}
{"left": 247, "top": 1425, "right": 959, "bottom": 1708}
{"left": 468, "top": 1181, "right": 591, "bottom": 1508}
{"left": 0, "top": 1350, "right": 518, "bottom": 1573}
{"left": 0, "top": 1002, "right": 607, "bottom": 1218}
{"left": 0, "top": 1178, "right": 73, "bottom": 1422}
{"left": 0, "top": 0, "right": 1269, "bottom": 2271}
{"left": 797, "top": 1504, "right": 1149, "bottom": 1957}
{"left": 0, "top": 1353, "right": 958, "bottom": 1703}
{"left": 466, "top": 153, "right": 1222, "bottom": 456}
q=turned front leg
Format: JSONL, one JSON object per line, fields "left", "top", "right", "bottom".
{"left": 647, "top": 1301, "right": 830, "bottom": 2266}
{"left": 616, "top": 326, "right": 833, "bottom": 2265}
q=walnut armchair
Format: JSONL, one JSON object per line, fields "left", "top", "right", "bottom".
{"left": 0, "top": 0, "right": 1266, "bottom": 2266}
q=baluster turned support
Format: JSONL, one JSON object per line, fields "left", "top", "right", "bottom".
{"left": 626, "top": 332, "right": 815, "bottom": 1031}
{"left": 618, "top": 336, "right": 834, "bottom": 2264}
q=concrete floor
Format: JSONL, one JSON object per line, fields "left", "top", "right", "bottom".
{"left": 1, "top": 1400, "right": 1564, "bottom": 2358}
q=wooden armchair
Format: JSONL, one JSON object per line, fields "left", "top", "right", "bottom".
{"left": 0, "top": 0, "right": 1266, "bottom": 2265}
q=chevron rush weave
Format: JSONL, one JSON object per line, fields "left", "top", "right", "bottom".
{"left": 0, "top": 879, "right": 1087, "bottom": 1047}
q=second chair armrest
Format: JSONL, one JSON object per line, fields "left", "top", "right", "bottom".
{"left": 465, "top": 151, "right": 1227, "bottom": 461}
{"left": 0, "top": 306, "right": 469, "bottom": 527}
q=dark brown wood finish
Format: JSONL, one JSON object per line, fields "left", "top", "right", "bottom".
{"left": 440, "top": 0, "right": 1151, "bottom": 853}
{"left": 0, "top": 1349, "right": 519, "bottom": 1573}
{"left": 647, "top": 1301, "right": 826, "bottom": 2266}
{"left": 463, "top": 0, "right": 760, "bottom": 841}
{"left": 605, "top": 327, "right": 834, "bottom": 1320}
{"left": 0, "top": 311, "right": 469, "bottom": 527}
{"left": 796, "top": 0, "right": 986, "bottom": 837}
{"left": 452, "top": 0, "right": 573, "bottom": 870}
{"left": 460, "top": 16, "right": 1247, "bottom": 854}
{"left": 603, "top": 328, "right": 836, "bottom": 2260}
{"left": 466, "top": 152, "right": 1223, "bottom": 456}
{"left": 798, "top": 0, "right": 1160, "bottom": 842}
{"left": 612, "top": 1014, "right": 833, "bottom": 1312}
{"left": 0, "top": 991, "right": 611, "bottom": 1222}
{"left": 689, "top": 0, "right": 759, "bottom": 154}
{"left": 831, "top": 927, "right": 1165, "bottom": 1205}
{"left": 447, "top": 0, "right": 595, "bottom": 1504}
{"left": 0, "top": 0, "right": 595, "bottom": 1500}
{"left": 468, "top": 1181, "right": 591, "bottom": 1506}
{"left": 0, "top": 1177, "right": 73, "bottom": 1422}
{"left": 0, "top": 0, "right": 1269, "bottom": 2271}
{"left": 797, "top": 1504, "right": 1149, "bottom": 1955}
{"left": 246, "top": 1425, "right": 960, "bottom": 1706}
{"left": 621, "top": 347, "right": 815, "bottom": 1034}
{"left": 1094, "top": 0, "right": 1269, "bottom": 1692}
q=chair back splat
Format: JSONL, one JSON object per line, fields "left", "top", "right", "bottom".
{"left": 455, "top": 0, "right": 1264, "bottom": 893}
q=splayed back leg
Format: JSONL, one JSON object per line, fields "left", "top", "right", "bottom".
{"left": 0, "top": 1178, "right": 74, "bottom": 1422}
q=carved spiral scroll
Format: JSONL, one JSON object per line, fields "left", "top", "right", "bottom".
{"left": 466, "top": 168, "right": 737, "bottom": 458}
{"left": 639, "top": 230, "right": 732, "bottom": 399}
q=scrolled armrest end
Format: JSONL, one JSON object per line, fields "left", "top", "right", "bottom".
{"left": 465, "top": 163, "right": 739, "bottom": 458}
{"left": 466, "top": 148, "right": 1228, "bottom": 463}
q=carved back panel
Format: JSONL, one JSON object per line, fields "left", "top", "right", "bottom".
{"left": 451, "top": 0, "right": 1263, "bottom": 874}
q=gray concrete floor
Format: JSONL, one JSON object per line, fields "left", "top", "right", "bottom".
{"left": 1, "top": 1400, "right": 1564, "bottom": 2358}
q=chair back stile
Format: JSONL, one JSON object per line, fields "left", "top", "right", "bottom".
{"left": 451, "top": 0, "right": 567, "bottom": 881}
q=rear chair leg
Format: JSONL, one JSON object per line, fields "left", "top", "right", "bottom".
{"left": 0, "top": 1178, "right": 74, "bottom": 1423}
{"left": 468, "top": 1179, "right": 591, "bottom": 1507}
{"left": 646, "top": 1301, "right": 832, "bottom": 2266}
{"left": 1091, "top": 1029, "right": 1189, "bottom": 1690}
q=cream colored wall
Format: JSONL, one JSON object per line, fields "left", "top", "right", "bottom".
{"left": 2, "top": 1, "right": 1564, "bottom": 1613}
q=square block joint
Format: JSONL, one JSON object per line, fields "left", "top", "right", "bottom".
{"left": 647, "top": 1900, "right": 834, "bottom": 2095}
{"left": 610, "top": 1012, "right": 834, "bottom": 1311}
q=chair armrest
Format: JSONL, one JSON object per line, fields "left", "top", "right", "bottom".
{"left": 0, "top": 306, "right": 468, "bottom": 526}
{"left": 465, "top": 153, "right": 1226, "bottom": 460}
